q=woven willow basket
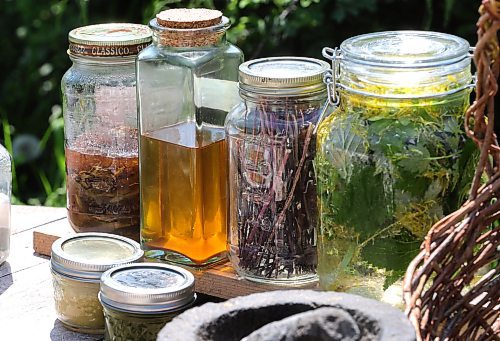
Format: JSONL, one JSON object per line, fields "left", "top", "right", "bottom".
{"left": 403, "top": 1, "right": 500, "bottom": 340}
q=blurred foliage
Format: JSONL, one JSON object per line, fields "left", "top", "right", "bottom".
{"left": 0, "top": 0, "right": 479, "bottom": 206}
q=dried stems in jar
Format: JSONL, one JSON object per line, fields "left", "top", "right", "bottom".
{"left": 229, "top": 101, "right": 320, "bottom": 280}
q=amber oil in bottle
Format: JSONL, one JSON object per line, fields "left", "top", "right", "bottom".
{"left": 140, "top": 122, "right": 227, "bottom": 266}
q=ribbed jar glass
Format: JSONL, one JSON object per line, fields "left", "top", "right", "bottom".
{"left": 226, "top": 57, "right": 331, "bottom": 285}
{"left": 316, "top": 31, "right": 474, "bottom": 304}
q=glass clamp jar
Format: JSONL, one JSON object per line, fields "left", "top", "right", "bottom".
{"left": 62, "top": 23, "right": 152, "bottom": 241}
{"left": 99, "top": 263, "right": 196, "bottom": 341}
{"left": 316, "top": 31, "right": 475, "bottom": 304}
{"left": 226, "top": 57, "right": 331, "bottom": 285}
{"left": 137, "top": 8, "right": 243, "bottom": 267}
{"left": 0, "top": 144, "right": 11, "bottom": 264}
{"left": 50, "top": 233, "right": 144, "bottom": 334}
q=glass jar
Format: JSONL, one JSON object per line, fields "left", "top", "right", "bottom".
{"left": 0, "top": 144, "right": 11, "bottom": 264}
{"left": 137, "top": 8, "right": 243, "bottom": 266}
{"left": 316, "top": 31, "right": 474, "bottom": 302}
{"left": 50, "top": 233, "right": 144, "bottom": 334}
{"left": 62, "top": 24, "right": 152, "bottom": 241}
{"left": 226, "top": 57, "right": 330, "bottom": 284}
{"left": 99, "top": 263, "right": 196, "bottom": 341}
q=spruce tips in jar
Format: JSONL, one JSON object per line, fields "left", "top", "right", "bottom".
{"left": 226, "top": 57, "right": 331, "bottom": 284}
{"left": 62, "top": 24, "right": 152, "bottom": 241}
{"left": 137, "top": 8, "right": 243, "bottom": 267}
{"left": 316, "top": 31, "right": 475, "bottom": 303}
{"left": 99, "top": 263, "right": 196, "bottom": 341}
{"left": 50, "top": 233, "right": 143, "bottom": 334}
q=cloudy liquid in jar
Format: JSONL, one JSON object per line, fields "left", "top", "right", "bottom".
{"left": 140, "top": 122, "right": 227, "bottom": 266}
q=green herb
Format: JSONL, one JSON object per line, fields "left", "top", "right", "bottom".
{"left": 315, "top": 90, "right": 476, "bottom": 297}
{"left": 103, "top": 307, "right": 174, "bottom": 341}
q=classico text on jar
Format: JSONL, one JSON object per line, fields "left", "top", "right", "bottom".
{"left": 315, "top": 31, "right": 475, "bottom": 304}
{"left": 137, "top": 8, "right": 243, "bottom": 267}
{"left": 226, "top": 57, "right": 331, "bottom": 284}
{"left": 62, "top": 23, "right": 152, "bottom": 241}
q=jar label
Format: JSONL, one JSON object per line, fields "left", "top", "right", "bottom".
{"left": 193, "top": 77, "right": 240, "bottom": 112}
{"left": 69, "top": 42, "right": 150, "bottom": 57}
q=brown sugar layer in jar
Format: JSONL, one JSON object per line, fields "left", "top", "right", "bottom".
{"left": 66, "top": 148, "right": 140, "bottom": 241}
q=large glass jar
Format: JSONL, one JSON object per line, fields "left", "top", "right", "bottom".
{"left": 316, "top": 31, "right": 474, "bottom": 302}
{"left": 226, "top": 57, "right": 330, "bottom": 284}
{"left": 0, "top": 144, "right": 11, "bottom": 264}
{"left": 62, "top": 24, "right": 152, "bottom": 241}
{"left": 137, "top": 8, "right": 243, "bottom": 267}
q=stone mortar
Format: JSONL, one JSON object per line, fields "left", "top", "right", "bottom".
{"left": 158, "top": 290, "right": 416, "bottom": 341}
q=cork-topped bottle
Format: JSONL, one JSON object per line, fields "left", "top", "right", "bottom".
{"left": 137, "top": 8, "right": 243, "bottom": 267}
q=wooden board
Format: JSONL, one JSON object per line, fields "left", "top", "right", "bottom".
{"left": 33, "top": 218, "right": 318, "bottom": 299}
{"left": 1, "top": 206, "right": 101, "bottom": 341}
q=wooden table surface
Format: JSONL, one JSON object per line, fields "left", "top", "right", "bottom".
{"left": 0, "top": 205, "right": 102, "bottom": 340}
{"left": 0, "top": 205, "right": 317, "bottom": 340}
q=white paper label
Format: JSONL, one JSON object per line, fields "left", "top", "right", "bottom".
{"left": 193, "top": 77, "right": 240, "bottom": 112}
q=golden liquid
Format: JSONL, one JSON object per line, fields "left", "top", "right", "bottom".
{"left": 140, "top": 122, "right": 227, "bottom": 265}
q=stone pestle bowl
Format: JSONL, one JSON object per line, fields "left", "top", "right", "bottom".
{"left": 158, "top": 290, "right": 416, "bottom": 341}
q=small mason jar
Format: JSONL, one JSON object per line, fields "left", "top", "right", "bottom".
{"left": 226, "top": 57, "right": 331, "bottom": 284}
{"left": 62, "top": 24, "right": 152, "bottom": 241}
{"left": 0, "top": 143, "right": 11, "bottom": 264}
{"left": 99, "top": 263, "right": 196, "bottom": 341}
{"left": 316, "top": 31, "right": 474, "bottom": 302}
{"left": 51, "top": 233, "right": 144, "bottom": 334}
{"left": 137, "top": 8, "right": 243, "bottom": 266}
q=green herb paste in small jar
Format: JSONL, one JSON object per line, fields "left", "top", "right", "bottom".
{"left": 99, "top": 263, "right": 196, "bottom": 341}
{"left": 51, "top": 233, "right": 144, "bottom": 334}
{"left": 316, "top": 31, "right": 475, "bottom": 305}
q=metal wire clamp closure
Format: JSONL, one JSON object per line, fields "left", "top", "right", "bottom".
{"left": 311, "top": 47, "right": 342, "bottom": 135}
{"left": 322, "top": 47, "right": 342, "bottom": 106}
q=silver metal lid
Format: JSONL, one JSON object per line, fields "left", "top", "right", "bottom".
{"left": 340, "top": 30, "right": 470, "bottom": 68}
{"left": 51, "top": 233, "right": 144, "bottom": 281}
{"left": 238, "top": 57, "right": 329, "bottom": 95}
{"left": 99, "top": 263, "right": 196, "bottom": 313}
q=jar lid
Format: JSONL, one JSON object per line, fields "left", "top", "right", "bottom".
{"left": 341, "top": 31, "right": 470, "bottom": 68}
{"left": 68, "top": 23, "right": 152, "bottom": 58}
{"left": 99, "top": 263, "right": 196, "bottom": 313}
{"left": 238, "top": 57, "right": 330, "bottom": 95}
{"left": 51, "top": 233, "right": 144, "bottom": 281}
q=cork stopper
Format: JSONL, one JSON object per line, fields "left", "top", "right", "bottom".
{"left": 151, "top": 8, "right": 229, "bottom": 48}
{"left": 156, "top": 8, "right": 222, "bottom": 29}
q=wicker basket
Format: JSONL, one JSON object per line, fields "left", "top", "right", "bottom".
{"left": 403, "top": 1, "right": 500, "bottom": 340}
